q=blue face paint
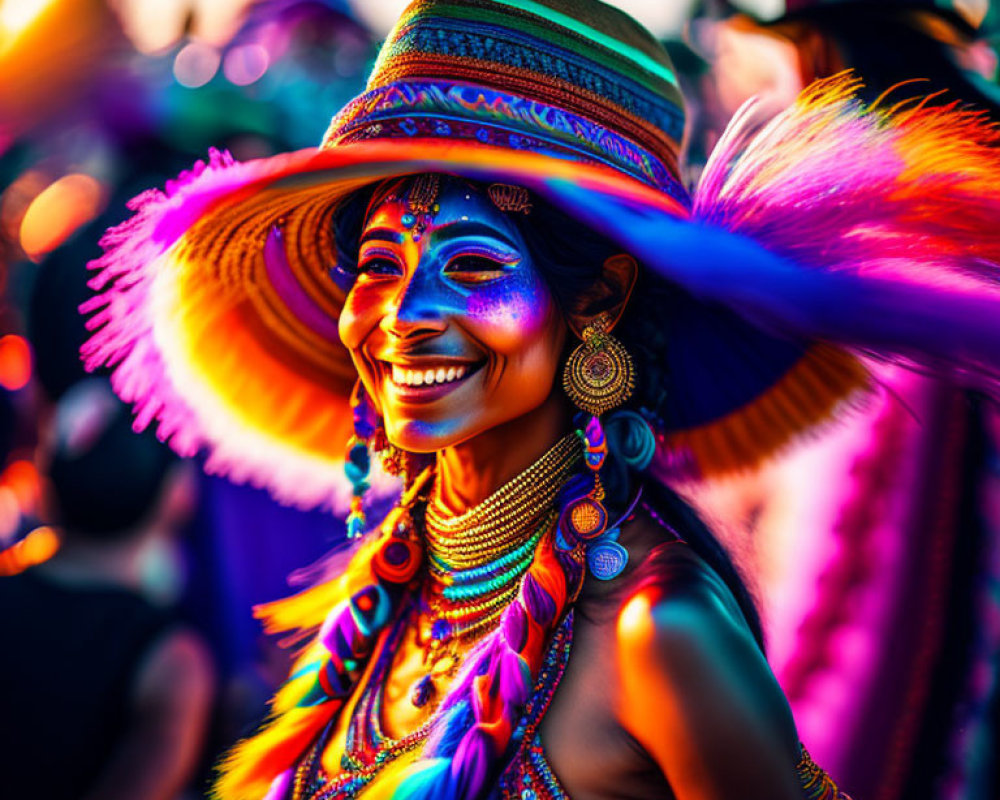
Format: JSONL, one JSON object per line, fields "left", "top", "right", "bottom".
{"left": 338, "top": 179, "right": 568, "bottom": 453}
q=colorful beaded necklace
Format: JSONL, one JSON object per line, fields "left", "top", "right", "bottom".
{"left": 292, "top": 434, "right": 583, "bottom": 798}
{"left": 293, "top": 608, "right": 578, "bottom": 800}
{"left": 414, "top": 433, "right": 580, "bottom": 706}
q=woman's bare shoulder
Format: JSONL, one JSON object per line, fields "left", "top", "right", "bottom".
{"left": 614, "top": 539, "right": 753, "bottom": 684}
{"left": 612, "top": 540, "right": 802, "bottom": 799}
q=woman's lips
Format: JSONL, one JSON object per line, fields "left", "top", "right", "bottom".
{"left": 380, "top": 360, "right": 484, "bottom": 402}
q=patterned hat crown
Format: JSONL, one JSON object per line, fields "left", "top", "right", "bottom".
{"left": 324, "top": 0, "right": 688, "bottom": 200}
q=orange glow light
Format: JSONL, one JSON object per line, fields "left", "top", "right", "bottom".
{"left": 19, "top": 173, "right": 105, "bottom": 260}
{"left": 0, "top": 525, "right": 60, "bottom": 576}
{"left": 0, "top": 335, "right": 31, "bottom": 391}
{"left": 0, "top": 0, "right": 58, "bottom": 47}
{"left": 0, "top": 486, "right": 19, "bottom": 545}
{"left": 2, "top": 459, "right": 40, "bottom": 514}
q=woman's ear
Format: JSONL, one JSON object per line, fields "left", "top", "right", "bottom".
{"left": 567, "top": 253, "right": 638, "bottom": 339}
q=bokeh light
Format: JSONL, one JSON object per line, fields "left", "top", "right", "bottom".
{"left": 0, "top": 335, "right": 31, "bottom": 391}
{"left": 0, "top": 525, "right": 60, "bottom": 576}
{"left": 0, "top": 0, "right": 57, "bottom": 42}
{"left": 345, "top": 0, "right": 787, "bottom": 37}
{"left": 2, "top": 460, "right": 40, "bottom": 515}
{"left": 223, "top": 43, "right": 269, "bottom": 86}
{"left": 0, "top": 169, "right": 48, "bottom": 245}
{"left": 173, "top": 40, "right": 221, "bottom": 88}
{"left": 114, "top": 0, "right": 195, "bottom": 54}
{"left": 18, "top": 173, "right": 105, "bottom": 260}
{"left": 115, "top": 0, "right": 253, "bottom": 54}
{"left": 0, "top": 486, "right": 19, "bottom": 545}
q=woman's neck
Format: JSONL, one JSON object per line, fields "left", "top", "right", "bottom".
{"left": 434, "top": 390, "right": 571, "bottom": 514}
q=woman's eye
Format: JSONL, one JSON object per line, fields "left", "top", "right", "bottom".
{"left": 444, "top": 255, "right": 510, "bottom": 283}
{"left": 358, "top": 257, "right": 402, "bottom": 277}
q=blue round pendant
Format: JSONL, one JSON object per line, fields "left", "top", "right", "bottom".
{"left": 588, "top": 540, "right": 628, "bottom": 581}
{"left": 411, "top": 674, "right": 434, "bottom": 708}
{"left": 430, "top": 619, "right": 451, "bottom": 641}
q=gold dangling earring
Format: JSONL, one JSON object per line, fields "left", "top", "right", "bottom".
{"left": 562, "top": 312, "right": 635, "bottom": 416}
{"left": 560, "top": 312, "right": 635, "bottom": 582}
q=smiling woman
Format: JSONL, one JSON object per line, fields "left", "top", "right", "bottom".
{"left": 78, "top": 0, "right": 1000, "bottom": 799}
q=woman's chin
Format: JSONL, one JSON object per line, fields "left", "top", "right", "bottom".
{"left": 384, "top": 418, "right": 475, "bottom": 455}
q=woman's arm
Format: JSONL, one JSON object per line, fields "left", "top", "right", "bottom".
{"left": 615, "top": 546, "right": 802, "bottom": 800}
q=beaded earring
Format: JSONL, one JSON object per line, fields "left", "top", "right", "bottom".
{"left": 560, "top": 312, "right": 636, "bottom": 580}
{"left": 345, "top": 380, "right": 410, "bottom": 541}
{"left": 344, "top": 382, "right": 378, "bottom": 539}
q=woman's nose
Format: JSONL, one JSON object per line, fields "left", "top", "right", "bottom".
{"left": 379, "top": 268, "right": 449, "bottom": 341}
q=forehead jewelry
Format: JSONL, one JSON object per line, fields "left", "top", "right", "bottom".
{"left": 487, "top": 183, "right": 532, "bottom": 215}
{"left": 401, "top": 173, "right": 441, "bottom": 241}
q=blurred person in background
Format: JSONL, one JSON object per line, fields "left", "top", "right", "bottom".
{"left": 0, "top": 378, "right": 215, "bottom": 800}
{"left": 1, "top": 2, "right": 380, "bottom": 788}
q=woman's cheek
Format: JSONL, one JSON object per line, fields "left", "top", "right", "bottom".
{"left": 464, "top": 275, "right": 555, "bottom": 351}
{"left": 338, "top": 285, "right": 383, "bottom": 351}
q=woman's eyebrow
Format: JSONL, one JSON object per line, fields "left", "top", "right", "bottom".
{"left": 432, "top": 221, "right": 519, "bottom": 250}
{"left": 360, "top": 227, "right": 405, "bottom": 246}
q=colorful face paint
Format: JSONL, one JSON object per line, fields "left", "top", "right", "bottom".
{"left": 338, "top": 179, "right": 567, "bottom": 453}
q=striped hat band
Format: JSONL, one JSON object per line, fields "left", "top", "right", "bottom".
{"left": 324, "top": 0, "right": 688, "bottom": 200}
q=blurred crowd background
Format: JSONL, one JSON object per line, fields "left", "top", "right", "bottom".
{"left": 1, "top": 1, "right": 1000, "bottom": 798}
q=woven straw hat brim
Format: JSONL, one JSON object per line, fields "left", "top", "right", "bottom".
{"left": 85, "top": 74, "right": 1000, "bottom": 511}
{"left": 82, "top": 139, "right": 691, "bottom": 509}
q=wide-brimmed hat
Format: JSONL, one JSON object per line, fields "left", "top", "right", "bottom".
{"left": 82, "top": 0, "right": 1000, "bottom": 509}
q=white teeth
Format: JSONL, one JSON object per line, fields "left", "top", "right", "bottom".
{"left": 389, "top": 364, "right": 472, "bottom": 387}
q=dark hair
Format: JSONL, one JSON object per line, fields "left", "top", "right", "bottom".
{"left": 332, "top": 175, "right": 766, "bottom": 650}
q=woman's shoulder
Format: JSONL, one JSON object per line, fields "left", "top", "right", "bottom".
{"left": 610, "top": 532, "right": 803, "bottom": 797}
{"left": 614, "top": 536, "right": 754, "bottom": 680}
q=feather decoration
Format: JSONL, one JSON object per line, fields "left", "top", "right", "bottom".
{"left": 692, "top": 73, "right": 1000, "bottom": 390}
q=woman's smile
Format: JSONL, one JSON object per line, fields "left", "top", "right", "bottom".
{"left": 378, "top": 357, "right": 485, "bottom": 401}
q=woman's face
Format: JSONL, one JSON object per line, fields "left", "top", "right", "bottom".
{"left": 338, "top": 179, "right": 567, "bottom": 453}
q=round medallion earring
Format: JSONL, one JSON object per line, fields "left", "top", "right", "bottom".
{"left": 562, "top": 312, "right": 635, "bottom": 416}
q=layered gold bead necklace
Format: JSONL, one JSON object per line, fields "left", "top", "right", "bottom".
{"left": 411, "top": 433, "right": 581, "bottom": 706}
